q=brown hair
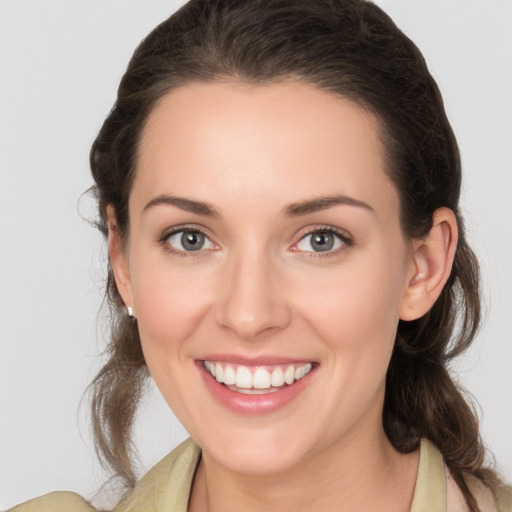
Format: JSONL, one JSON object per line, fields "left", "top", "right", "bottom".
{"left": 88, "top": 0, "right": 499, "bottom": 509}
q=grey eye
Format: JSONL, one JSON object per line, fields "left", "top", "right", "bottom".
{"left": 296, "top": 231, "right": 343, "bottom": 253}
{"left": 167, "top": 230, "right": 214, "bottom": 252}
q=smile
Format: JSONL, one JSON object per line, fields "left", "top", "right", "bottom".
{"left": 203, "top": 361, "right": 313, "bottom": 394}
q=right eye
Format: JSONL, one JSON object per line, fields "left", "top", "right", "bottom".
{"left": 165, "top": 229, "right": 215, "bottom": 253}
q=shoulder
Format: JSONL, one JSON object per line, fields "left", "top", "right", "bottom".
{"left": 445, "top": 456, "right": 512, "bottom": 512}
{"left": 496, "top": 485, "right": 512, "bottom": 512}
{"left": 418, "top": 438, "right": 510, "bottom": 512}
{"left": 8, "top": 438, "right": 201, "bottom": 512}
{"left": 113, "top": 437, "right": 201, "bottom": 512}
{"left": 446, "top": 471, "right": 500, "bottom": 512}
{"left": 7, "top": 491, "right": 96, "bottom": 512}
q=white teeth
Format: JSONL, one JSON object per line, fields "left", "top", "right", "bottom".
{"left": 223, "top": 365, "right": 236, "bottom": 385}
{"left": 294, "top": 366, "right": 303, "bottom": 380}
{"left": 236, "top": 387, "right": 279, "bottom": 394}
{"left": 203, "top": 361, "right": 313, "bottom": 392}
{"left": 270, "top": 367, "right": 285, "bottom": 387}
{"left": 253, "top": 368, "right": 271, "bottom": 389}
{"left": 284, "top": 365, "right": 295, "bottom": 385}
{"left": 215, "top": 362, "right": 223, "bottom": 382}
{"left": 236, "top": 366, "right": 253, "bottom": 389}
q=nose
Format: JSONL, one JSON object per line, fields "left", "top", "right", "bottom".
{"left": 215, "top": 247, "right": 291, "bottom": 341}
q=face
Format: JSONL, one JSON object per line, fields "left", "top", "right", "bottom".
{"left": 112, "top": 81, "right": 418, "bottom": 475}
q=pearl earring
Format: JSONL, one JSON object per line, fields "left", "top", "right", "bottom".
{"left": 126, "top": 306, "right": 134, "bottom": 317}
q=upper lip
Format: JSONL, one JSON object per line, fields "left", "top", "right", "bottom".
{"left": 198, "top": 353, "right": 317, "bottom": 366}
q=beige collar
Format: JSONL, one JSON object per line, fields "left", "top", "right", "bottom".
{"left": 410, "top": 438, "right": 497, "bottom": 512}
{"left": 410, "top": 438, "right": 447, "bottom": 512}
{"left": 115, "top": 437, "right": 497, "bottom": 512}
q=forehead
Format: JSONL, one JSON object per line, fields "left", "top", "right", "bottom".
{"left": 133, "top": 81, "right": 398, "bottom": 220}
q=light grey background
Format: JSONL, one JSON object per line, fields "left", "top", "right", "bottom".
{"left": 1, "top": 0, "right": 511, "bottom": 509}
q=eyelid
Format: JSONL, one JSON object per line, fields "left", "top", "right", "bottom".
{"left": 157, "top": 223, "right": 353, "bottom": 257}
{"left": 290, "top": 225, "right": 353, "bottom": 255}
{"left": 158, "top": 224, "right": 218, "bottom": 255}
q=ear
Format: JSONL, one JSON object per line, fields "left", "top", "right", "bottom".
{"left": 107, "top": 205, "right": 135, "bottom": 316}
{"left": 399, "top": 207, "right": 458, "bottom": 321}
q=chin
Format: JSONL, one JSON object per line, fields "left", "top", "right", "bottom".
{"left": 211, "top": 439, "right": 309, "bottom": 476}
{"left": 193, "top": 419, "right": 321, "bottom": 476}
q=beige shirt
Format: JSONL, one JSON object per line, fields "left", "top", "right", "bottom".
{"left": 9, "top": 438, "right": 512, "bottom": 512}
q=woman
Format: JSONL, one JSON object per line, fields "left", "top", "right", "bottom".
{"left": 9, "top": 0, "right": 511, "bottom": 511}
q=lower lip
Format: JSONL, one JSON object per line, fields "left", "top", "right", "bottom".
{"left": 197, "top": 362, "right": 316, "bottom": 415}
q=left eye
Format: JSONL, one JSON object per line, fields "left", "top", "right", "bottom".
{"left": 295, "top": 230, "right": 345, "bottom": 253}
{"left": 166, "top": 229, "right": 215, "bottom": 252}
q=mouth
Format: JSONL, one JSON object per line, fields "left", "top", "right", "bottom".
{"left": 202, "top": 360, "right": 314, "bottom": 395}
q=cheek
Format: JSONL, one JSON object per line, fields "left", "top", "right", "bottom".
{"left": 297, "top": 248, "right": 408, "bottom": 362}
{"left": 313, "top": 260, "right": 403, "bottom": 319}
{"left": 295, "top": 253, "right": 407, "bottom": 428}
{"left": 129, "top": 258, "right": 216, "bottom": 416}
{"left": 129, "top": 254, "right": 215, "bottom": 361}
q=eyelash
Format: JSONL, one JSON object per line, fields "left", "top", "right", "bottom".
{"left": 291, "top": 226, "right": 353, "bottom": 258}
{"left": 158, "top": 224, "right": 215, "bottom": 258}
{"left": 158, "top": 225, "right": 353, "bottom": 258}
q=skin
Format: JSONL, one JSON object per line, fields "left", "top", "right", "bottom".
{"left": 109, "top": 81, "right": 458, "bottom": 512}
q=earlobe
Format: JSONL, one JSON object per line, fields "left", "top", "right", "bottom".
{"left": 399, "top": 207, "right": 458, "bottom": 321}
{"left": 106, "top": 205, "right": 135, "bottom": 314}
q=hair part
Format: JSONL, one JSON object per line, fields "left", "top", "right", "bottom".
{"left": 88, "top": 0, "right": 499, "bottom": 508}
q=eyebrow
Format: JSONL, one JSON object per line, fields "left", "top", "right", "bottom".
{"left": 143, "top": 195, "right": 220, "bottom": 217}
{"left": 143, "top": 193, "right": 374, "bottom": 218}
{"left": 283, "top": 195, "right": 375, "bottom": 216}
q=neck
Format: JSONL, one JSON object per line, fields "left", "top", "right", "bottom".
{"left": 188, "top": 425, "right": 419, "bottom": 512}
